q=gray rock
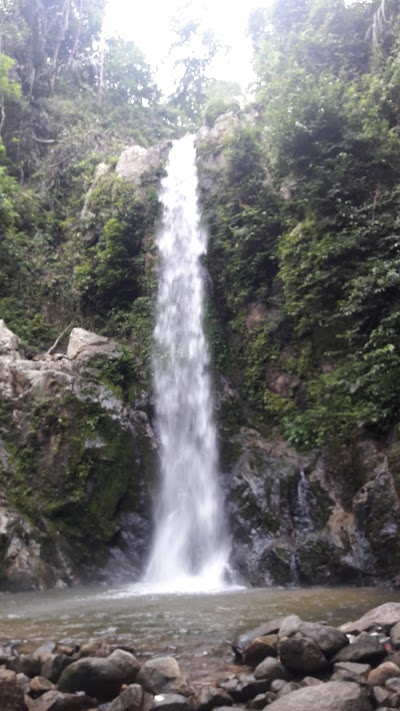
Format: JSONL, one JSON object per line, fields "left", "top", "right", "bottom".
{"left": 278, "top": 615, "right": 302, "bottom": 639}
{"left": 194, "top": 685, "right": 233, "bottom": 711}
{"left": 340, "top": 603, "right": 400, "bottom": 634}
{"left": 278, "top": 634, "right": 329, "bottom": 673}
{"left": 109, "top": 683, "right": 153, "bottom": 711}
{"left": 152, "top": 693, "right": 190, "bottom": 711}
{"left": 6, "top": 654, "right": 41, "bottom": 677}
{"left": 270, "top": 680, "right": 287, "bottom": 693}
{"left": 333, "top": 661, "right": 371, "bottom": 681}
{"left": 333, "top": 631, "right": 386, "bottom": 664}
{"left": 57, "top": 648, "right": 140, "bottom": 701}
{"left": 16, "top": 672, "right": 30, "bottom": 695}
{"left": 297, "top": 621, "right": 348, "bottom": 657}
{"left": 0, "top": 320, "right": 21, "bottom": 357}
{"left": 233, "top": 619, "right": 283, "bottom": 658}
{"left": 220, "top": 674, "right": 268, "bottom": 702}
{"left": 247, "top": 693, "right": 270, "bottom": 710}
{"left": 41, "top": 654, "right": 74, "bottom": 683}
{"left": 67, "top": 327, "right": 121, "bottom": 361}
{"left": 116, "top": 142, "right": 171, "bottom": 186}
{"left": 263, "top": 680, "right": 373, "bottom": 710}
{"left": 385, "top": 676, "right": 400, "bottom": 692}
{"left": 136, "top": 657, "right": 190, "bottom": 696}
{"left": 277, "top": 681, "right": 301, "bottom": 697}
{"left": 299, "top": 677, "right": 324, "bottom": 687}
{"left": 253, "top": 656, "right": 291, "bottom": 682}
{"left": 0, "top": 668, "right": 27, "bottom": 711}
{"left": 28, "top": 689, "right": 96, "bottom": 709}
{"left": 372, "top": 686, "right": 391, "bottom": 706}
{"left": 32, "top": 643, "right": 57, "bottom": 662}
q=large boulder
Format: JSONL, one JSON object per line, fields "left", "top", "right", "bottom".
{"left": 278, "top": 634, "right": 329, "bottom": 674}
{"left": 263, "top": 680, "right": 373, "bottom": 710}
{"left": 0, "top": 320, "right": 21, "bottom": 358}
{"left": 297, "top": 621, "right": 348, "bottom": 657}
{"left": 57, "top": 648, "right": 140, "bottom": 701}
{"left": 333, "top": 632, "right": 387, "bottom": 664}
{"left": 116, "top": 142, "right": 171, "bottom": 186}
{"left": 340, "top": 603, "right": 400, "bottom": 634}
{"left": 136, "top": 657, "right": 190, "bottom": 696}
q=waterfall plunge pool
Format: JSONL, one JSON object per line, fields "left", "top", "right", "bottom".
{"left": 1, "top": 584, "right": 400, "bottom": 682}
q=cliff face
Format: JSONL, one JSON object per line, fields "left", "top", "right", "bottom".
{"left": 0, "top": 321, "right": 155, "bottom": 590}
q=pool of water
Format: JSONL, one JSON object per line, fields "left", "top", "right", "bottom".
{"left": 1, "top": 584, "right": 399, "bottom": 682}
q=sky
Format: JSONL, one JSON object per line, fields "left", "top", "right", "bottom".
{"left": 103, "top": 0, "right": 274, "bottom": 94}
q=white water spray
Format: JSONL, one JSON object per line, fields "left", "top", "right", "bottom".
{"left": 144, "top": 135, "right": 230, "bottom": 593}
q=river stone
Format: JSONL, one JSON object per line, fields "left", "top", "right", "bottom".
{"left": 385, "top": 676, "right": 400, "bottom": 692}
{"left": 278, "top": 634, "right": 329, "bottom": 673}
{"left": 333, "top": 631, "right": 386, "bottom": 664}
{"left": 29, "top": 675, "right": 55, "bottom": 695}
{"left": 194, "top": 685, "right": 233, "bottom": 711}
{"left": 372, "top": 686, "right": 391, "bottom": 706}
{"left": 333, "top": 661, "right": 371, "bottom": 681}
{"left": 299, "top": 677, "right": 324, "bottom": 687}
{"left": 367, "top": 661, "right": 400, "bottom": 686}
{"left": 278, "top": 615, "right": 302, "bottom": 639}
{"left": 232, "top": 619, "right": 284, "bottom": 658}
{"left": 28, "top": 689, "right": 96, "bottom": 710}
{"left": 242, "top": 635, "right": 278, "bottom": 666}
{"left": 6, "top": 654, "right": 41, "bottom": 678}
{"left": 152, "top": 693, "right": 191, "bottom": 711}
{"left": 80, "top": 639, "right": 113, "bottom": 657}
{"left": 32, "top": 643, "right": 57, "bottom": 662}
{"left": 57, "top": 648, "right": 140, "bottom": 701}
{"left": 277, "top": 681, "right": 301, "bottom": 697}
{"left": 253, "top": 656, "right": 291, "bottom": 682}
{"left": 261, "top": 680, "right": 373, "bottom": 711}
{"left": 136, "top": 657, "right": 190, "bottom": 696}
{"left": 297, "top": 621, "right": 348, "bottom": 657}
{"left": 220, "top": 674, "right": 268, "bottom": 702}
{"left": 248, "top": 693, "right": 271, "bottom": 709}
{"left": 340, "top": 603, "right": 400, "bottom": 634}
{"left": 41, "top": 653, "right": 74, "bottom": 683}
{"left": 0, "top": 669, "right": 27, "bottom": 711}
{"left": 108, "top": 684, "right": 153, "bottom": 711}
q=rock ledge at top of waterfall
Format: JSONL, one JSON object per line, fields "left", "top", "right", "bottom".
{"left": 116, "top": 141, "right": 172, "bottom": 187}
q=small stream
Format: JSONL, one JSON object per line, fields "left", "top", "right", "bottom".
{"left": 1, "top": 585, "right": 399, "bottom": 682}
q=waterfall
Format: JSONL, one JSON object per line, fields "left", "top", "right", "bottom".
{"left": 144, "top": 135, "right": 230, "bottom": 592}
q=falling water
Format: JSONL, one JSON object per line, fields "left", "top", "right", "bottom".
{"left": 144, "top": 135, "right": 230, "bottom": 592}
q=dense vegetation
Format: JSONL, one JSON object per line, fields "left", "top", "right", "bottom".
{"left": 199, "top": 0, "right": 400, "bottom": 448}
{"left": 1, "top": 0, "right": 400, "bottom": 452}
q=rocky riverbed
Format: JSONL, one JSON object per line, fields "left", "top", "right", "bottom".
{"left": 3, "top": 602, "right": 400, "bottom": 710}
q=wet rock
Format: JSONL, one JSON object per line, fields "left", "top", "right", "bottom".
{"left": 220, "top": 674, "right": 268, "bottom": 702}
{"left": 367, "top": 661, "right": 400, "bottom": 686}
{"left": 0, "top": 668, "right": 27, "bottom": 711}
{"left": 136, "top": 657, "right": 190, "bottom": 696}
{"left": 297, "top": 621, "right": 348, "bottom": 657}
{"left": 242, "top": 635, "right": 278, "bottom": 666}
{"left": 28, "top": 689, "right": 97, "bottom": 709}
{"left": 108, "top": 683, "right": 153, "bottom": 711}
{"left": 41, "top": 654, "right": 74, "bottom": 683}
{"left": 152, "top": 693, "right": 190, "bottom": 711}
{"left": 333, "top": 631, "right": 387, "bottom": 664}
{"left": 194, "top": 685, "right": 233, "bottom": 711}
{"left": 262, "top": 680, "right": 373, "bottom": 711}
{"left": 278, "top": 634, "right": 329, "bottom": 673}
{"left": 67, "top": 328, "right": 121, "bottom": 362}
{"left": 253, "top": 656, "right": 291, "bottom": 682}
{"left": 340, "top": 603, "right": 400, "bottom": 634}
{"left": 57, "top": 649, "right": 140, "bottom": 701}
{"left": 333, "top": 661, "right": 371, "bottom": 682}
